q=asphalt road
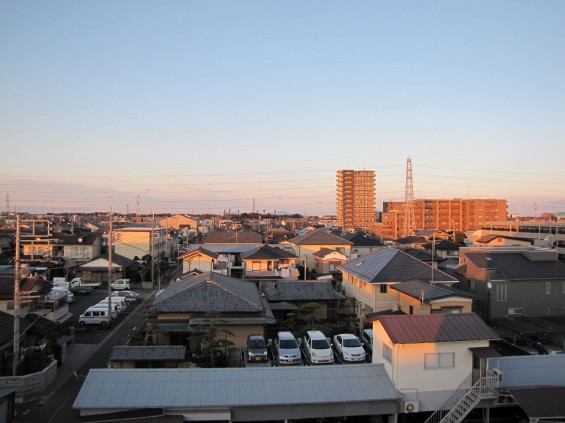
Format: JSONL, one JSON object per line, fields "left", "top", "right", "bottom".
{"left": 15, "top": 289, "right": 155, "bottom": 423}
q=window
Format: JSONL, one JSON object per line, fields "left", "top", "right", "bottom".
{"left": 546, "top": 282, "right": 551, "bottom": 295}
{"left": 380, "top": 284, "right": 388, "bottom": 294}
{"left": 425, "top": 353, "right": 454, "bottom": 369}
{"left": 382, "top": 344, "right": 392, "bottom": 363}
{"left": 252, "top": 261, "right": 261, "bottom": 271}
{"left": 508, "top": 308, "right": 524, "bottom": 315}
{"left": 409, "top": 305, "right": 414, "bottom": 315}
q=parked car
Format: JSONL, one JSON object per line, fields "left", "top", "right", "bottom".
{"left": 247, "top": 334, "right": 268, "bottom": 362}
{"left": 79, "top": 308, "right": 113, "bottom": 326}
{"left": 111, "top": 279, "right": 131, "bottom": 290}
{"left": 50, "top": 287, "right": 74, "bottom": 303}
{"left": 272, "top": 331, "right": 302, "bottom": 365}
{"left": 112, "top": 290, "right": 140, "bottom": 303}
{"left": 527, "top": 336, "right": 565, "bottom": 355}
{"left": 505, "top": 337, "right": 539, "bottom": 355}
{"left": 361, "top": 329, "right": 373, "bottom": 354}
{"left": 333, "top": 333, "right": 366, "bottom": 362}
{"left": 302, "top": 330, "right": 334, "bottom": 364}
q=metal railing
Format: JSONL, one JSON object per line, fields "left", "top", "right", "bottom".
{"left": 425, "top": 371, "right": 498, "bottom": 423}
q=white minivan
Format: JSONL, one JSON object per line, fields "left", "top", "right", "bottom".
{"left": 79, "top": 308, "right": 113, "bottom": 326}
{"left": 98, "top": 296, "right": 127, "bottom": 312}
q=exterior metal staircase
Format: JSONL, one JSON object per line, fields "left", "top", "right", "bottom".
{"left": 424, "top": 371, "right": 499, "bottom": 423}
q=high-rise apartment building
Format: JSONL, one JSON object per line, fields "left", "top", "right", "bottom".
{"left": 381, "top": 198, "right": 508, "bottom": 239}
{"left": 336, "top": 169, "right": 376, "bottom": 231}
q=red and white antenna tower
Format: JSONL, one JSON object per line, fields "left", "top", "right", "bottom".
{"left": 404, "top": 157, "right": 415, "bottom": 236}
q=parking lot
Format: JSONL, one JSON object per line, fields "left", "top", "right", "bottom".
{"left": 68, "top": 287, "right": 149, "bottom": 344}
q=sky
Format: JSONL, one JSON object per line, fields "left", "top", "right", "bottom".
{"left": 1, "top": 1, "right": 564, "bottom": 217}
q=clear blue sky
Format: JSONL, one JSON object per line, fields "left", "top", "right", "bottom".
{"left": 1, "top": 1, "right": 564, "bottom": 216}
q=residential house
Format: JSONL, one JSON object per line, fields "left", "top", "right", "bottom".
{"left": 78, "top": 253, "right": 137, "bottom": 286}
{"left": 241, "top": 245, "right": 299, "bottom": 280}
{"left": 20, "top": 232, "right": 101, "bottom": 266}
{"left": 456, "top": 246, "right": 565, "bottom": 320}
{"left": 340, "top": 231, "right": 385, "bottom": 259}
{"left": 108, "top": 346, "right": 186, "bottom": 369}
{"left": 113, "top": 225, "right": 167, "bottom": 261}
{"left": 372, "top": 313, "right": 499, "bottom": 412}
{"left": 432, "top": 239, "right": 461, "bottom": 259}
{"left": 287, "top": 228, "right": 353, "bottom": 269}
{"left": 264, "top": 280, "right": 345, "bottom": 323}
{"left": 339, "top": 248, "right": 458, "bottom": 317}
{"left": 388, "top": 280, "right": 474, "bottom": 315}
{"left": 392, "top": 235, "right": 429, "bottom": 251}
{"left": 311, "top": 248, "right": 347, "bottom": 275}
{"left": 195, "top": 230, "right": 264, "bottom": 277}
{"left": 158, "top": 215, "right": 198, "bottom": 230}
{"left": 180, "top": 246, "right": 219, "bottom": 274}
{"left": 414, "top": 229, "right": 452, "bottom": 241}
{"left": 148, "top": 272, "right": 275, "bottom": 351}
{"left": 473, "top": 234, "right": 533, "bottom": 248}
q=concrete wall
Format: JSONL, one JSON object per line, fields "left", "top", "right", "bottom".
{"left": 0, "top": 360, "right": 57, "bottom": 400}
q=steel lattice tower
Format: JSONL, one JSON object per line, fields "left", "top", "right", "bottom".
{"left": 404, "top": 157, "right": 415, "bottom": 236}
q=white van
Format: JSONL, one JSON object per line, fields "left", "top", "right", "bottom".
{"left": 98, "top": 296, "right": 127, "bottom": 312}
{"left": 79, "top": 308, "right": 113, "bottom": 326}
{"left": 88, "top": 304, "right": 119, "bottom": 319}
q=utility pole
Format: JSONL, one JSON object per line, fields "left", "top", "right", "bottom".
{"left": 13, "top": 215, "right": 20, "bottom": 375}
{"left": 151, "top": 211, "right": 155, "bottom": 290}
{"left": 108, "top": 212, "right": 113, "bottom": 324}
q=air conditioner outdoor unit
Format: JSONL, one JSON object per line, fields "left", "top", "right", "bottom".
{"left": 402, "top": 400, "right": 419, "bottom": 413}
{"left": 492, "top": 368, "right": 504, "bottom": 383}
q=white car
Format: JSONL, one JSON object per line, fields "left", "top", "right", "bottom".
{"left": 112, "top": 290, "right": 140, "bottom": 303}
{"left": 302, "top": 330, "right": 334, "bottom": 364}
{"left": 111, "top": 279, "right": 130, "bottom": 290}
{"left": 333, "top": 334, "right": 366, "bottom": 362}
{"left": 50, "top": 287, "right": 74, "bottom": 303}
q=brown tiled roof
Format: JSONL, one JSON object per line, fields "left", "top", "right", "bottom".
{"left": 377, "top": 313, "right": 499, "bottom": 344}
{"left": 288, "top": 228, "right": 353, "bottom": 246}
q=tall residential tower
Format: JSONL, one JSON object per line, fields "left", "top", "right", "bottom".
{"left": 336, "top": 169, "right": 376, "bottom": 231}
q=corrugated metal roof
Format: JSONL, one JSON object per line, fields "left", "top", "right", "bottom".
{"left": 73, "top": 364, "right": 399, "bottom": 410}
{"left": 489, "top": 355, "right": 565, "bottom": 389}
{"left": 378, "top": 313, "right": 499, "bottom": 344}
{"left": 339, "top": 248, "right": 457, "bottom": 284}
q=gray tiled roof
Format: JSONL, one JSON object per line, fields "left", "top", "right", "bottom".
{"left": 110, "top": 346, "right": 186, "bottom": 361}
{"left": 378, "top": 313, "right": 499, "bottom": 344}
{"left": 394, "top": 236, "right": 429, "bottom": 245}
{"left": 390, "top": 280, "right": 470, "bottom": 301}
{"left": 340, "top": 232, "right": 385, "bottom": 247}
{"left": 264, "top": 280, "right": 345, "bottom": 302}
{"left": 465, "top": 252, "right": 565, "bottom": 280}
{"left": 288, "top": 228, "right": 353, "bottom": 246}
{"left": 339, "top": 248, "right": 457, "bottom": 283}
{"left": 73, "top": 364, "right": 399, "bottom": 410}
{"left": 150, "top": 272, "right": 265, "bottom": 313}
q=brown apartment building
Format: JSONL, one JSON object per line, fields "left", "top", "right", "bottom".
{"left": 336, "top": 169, "right": 376, "bottom": 231}
{"left": 381, "top": 198, "right": 508, "bottom": 239}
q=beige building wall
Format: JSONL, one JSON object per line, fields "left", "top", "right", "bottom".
{"left": 336, "top": 169, "right": 376, "bottom": 231}
{"left": 114, "top": 227, "right": 166, "bottom": 260}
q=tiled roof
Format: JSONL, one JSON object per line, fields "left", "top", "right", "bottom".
{"left": 181, "top": 246, "right": 219, "bottom": 260}
{"left": 288, "top": 228, "right": 353, "bottom": 246}
{"left": 341, "top": 232, "right": 385, "bottom": 247}
{"left": 110, "top": 346, "right": 186, "bottom": 361}
{"left": 339, "top": 248, "right": 457, "bottom": 284}
{"left": 240, "top": 245, "right": 298, "bottom": 260}
{"left": 475, "top": 234, "right": 532, "bottom": 244}
{"left": 264, "top": 280, "right": 345, "bottom": 302}
{"left": 389, "top": 280, "right": 469, "bottom": 301}
{"left": 378, "top": 313, "right": 499, "bottom": 344}
{"left": 202, "top": 230, "right": 263, "bottom": 244}
{"left": 434, "top": 240, "right": 461, "bottom": 251}
{"left": 150, "top": 272, "right": 265, "bottom": 313}
{"left": 402, "top": 248, "right": 440, "bottom": 262}
{"left": 394, "top": 236, "right": 429, "bottom": 245}
{"left": 312, "top": 248, "right": 341, "bottom": 258}
{"left": 465, "top": 252, "right": 565, "bottom": 280}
